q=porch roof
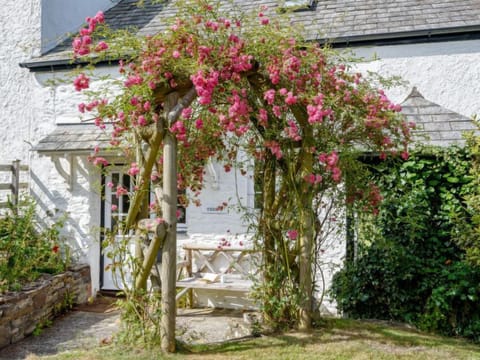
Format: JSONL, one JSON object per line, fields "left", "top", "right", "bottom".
{"left": 33, "top": 89, "right": 476, "bottom": 155}
{"left": 401, "top": 87, "right": 476, "bottom": 147}
{"left": 32, "top": 124, "right": 111, "bottom": 154}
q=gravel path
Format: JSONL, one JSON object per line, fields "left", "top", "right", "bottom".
{"left": 0, "top": 304, "right": 256, "bottom": 359}
{"left": 0, "top": 310, "right": 120, "bottom": 360}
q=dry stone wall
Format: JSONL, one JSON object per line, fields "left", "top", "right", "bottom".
{"left": 0, "top": 264, "right": 91, "bottom": 349}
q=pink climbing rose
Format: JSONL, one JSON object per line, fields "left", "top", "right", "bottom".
{"left": 287, "top": 229, "right": 298, "bottom": 240}
{"left": 116, "top": 185, "right": 128, "bottom": 197}
{"left": 128, "top": 163, "right": 140, "bottom": 176}
{"left": 73, "top": 73, "right": 89, "bottom": 91}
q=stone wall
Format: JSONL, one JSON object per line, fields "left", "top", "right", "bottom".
{"left": 0, "top": 264, "right": 91, "bottom": 349}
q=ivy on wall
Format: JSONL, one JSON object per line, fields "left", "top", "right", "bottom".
{"left": 331, "top": 144, "right": 480, "bottom": 342}
{"left": 453, "top": 125, "right": 480, "bottom": 267}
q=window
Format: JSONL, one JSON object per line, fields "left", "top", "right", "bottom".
{"left": 103, "top": 169, "right": 187, "bottom": 234}
{"left": 281, "top": 0, "right": 317, "bottom": 11}
{"left": 177, "top": 189, "right": 187, "bottom": 233}
{"left": 107, "top": 172, "right": 132, "bottom": 234}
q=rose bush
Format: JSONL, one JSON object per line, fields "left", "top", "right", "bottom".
{"left": 72, "top": 0, "right": 412, "bottom": 347}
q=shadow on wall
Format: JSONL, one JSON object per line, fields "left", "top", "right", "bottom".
{"left": 30, "top": 169, "right": 92, "bottom": 262}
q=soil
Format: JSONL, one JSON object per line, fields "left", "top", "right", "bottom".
{"left": 0, "top": 296, "right": 257, "bottom": 360}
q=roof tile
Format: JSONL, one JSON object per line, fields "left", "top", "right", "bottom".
{"left": 26, "top": 0, "right": 480, "bottom": 65}
{"left": 401, "top": 87, "right": 476, "bottom": 147}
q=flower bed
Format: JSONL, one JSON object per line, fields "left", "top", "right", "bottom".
{"left": 0, "top": 264, "right": 91, "bottom": 348}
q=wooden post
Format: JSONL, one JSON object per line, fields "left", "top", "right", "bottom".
{"left": 186, "top": 248, "right": 193, "bottom": 307}
{"left": 134, "top": 133, "right": 147, "bottom": 289}
{"left": 11, "top": 160, "right": 20, "bottom": 207}
{"left": 298, "top": 129, "right": 314, "bottom": 331}
{"left": 135, "top": 222, "right": 166, "bottom": 290}
{"left": 260, "top": 154, "right": 277, "bottom": 324}
{"left": 298, "top": 208, "right": 313, "bottom": 330}
{"left": 161, "top": 92, "right": 179, "bottom": 353}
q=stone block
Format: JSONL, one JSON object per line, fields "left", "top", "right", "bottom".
{"left": 46, "top": 291, "right": 61, "bottom": 305}
{"left": 74, "top": 285, "right": 89, "bottom": 304}
{"left": 51, "top": 279, "right": 65, "bottom": 291}
{"left": 24, "top": 322, "right": 37, "bottom": 336}
{"left": 32, "top": 287, "right": 48, "bottom": 309}
{"left": 0, "top": 325, "right": 11, "bottom": 348}
{"left": 11, "top": 314, "right": 29, "bottom": 329}
{"left": 0, "top": 297, "right": 5, "bottom": 306}
{"left": 11, "top": 330, "right": 25, "bottom": 344}
{"left": 9, "top": 326, "right": 20, "bottom": 342}
{"left": 12, "top": 298, "right": 33, "bottom": 318}
{"left": 0, "top": 303, "right": 13, "bottom": 319}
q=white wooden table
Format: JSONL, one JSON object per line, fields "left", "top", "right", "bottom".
{"left": 176, "top": 243, "right": 259, "bottom": 307}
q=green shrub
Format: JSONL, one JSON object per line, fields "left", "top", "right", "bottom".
{"left": 0, "top": 197, "right": 69, "bottom": 292}
{"left": 419, "top": 262, "right": 480, "bottom": 341}
{"left": 452, "top": 124, "right": 480, "bottom": 266}
{"left": 331, "top": 146, "right": 480, "bottom": 341}
{"left": 331, "top": 243, "right": 438, "bottom": 323}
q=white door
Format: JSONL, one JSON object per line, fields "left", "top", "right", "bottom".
{"left": 100, "top": 169, "right": 188, "bottom": 290}
{"left": 101, "top": 170, "right": 134, "bottom": 290}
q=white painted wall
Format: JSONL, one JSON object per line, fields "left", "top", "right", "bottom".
{"left": 29, "top": 154, "right": 103, "bottom": 295}
{"left": 0, "top": 0, "right": 43, "bottom": 162}
{"left": 187, "top": 161, "right": 251, "bottom": 235}
{"left": 315, "top": 39, "right": 480, "bottom": 314}
{"left": 35, "top": 66, "right": 123, "bottom": 124}
{"left": 4, "top": 0, "right": 480, "bottom": 310}
{"left": 41, "top": 0, "right": 116, "bottom": 53}
{"left": 352, "top": 39, "right": 480, "bottom": 121}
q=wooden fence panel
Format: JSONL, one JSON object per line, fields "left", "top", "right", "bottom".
{"left": 0, "top": 160, "right": 29, "bottom": 208}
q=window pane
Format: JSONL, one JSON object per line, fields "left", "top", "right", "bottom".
{"left": 105, "top": 170, "right": 187, "bottom": 232}
{"left": 122, "top": 174, "right": 131, "bottom": 212}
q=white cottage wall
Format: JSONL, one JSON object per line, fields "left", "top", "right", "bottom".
{"left": 186, "top": 161, "right": 251, "bottom": 235}
{"left": 29, "top": 154, "right": 103, "bottom": 295}
{"left": 6, "top": 0, "right": 480, "bottom": 310}
{"left": 34, "top": 67, "right": 123, "bottom": 124}
{"left": 353, "top": 39, "right": 480, "bottom": 122}
{"left": 26, "top": 66, "right": 120, "bottom": 296}
{"left": 0, "top": 0, "right": 42, "bottom": 161}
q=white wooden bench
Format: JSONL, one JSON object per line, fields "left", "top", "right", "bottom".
{"left": 176, "top": 242, "right": 260, "bottom": 308}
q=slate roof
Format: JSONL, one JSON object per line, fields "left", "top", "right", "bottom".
{"left": 401, "top": 87, "right": 476, "bottom": 147}
{"left": 22, "top": 0, "right": 480, "bottom": 68}
{"left": 28, "top": 1, "right": 480, "bottom": 152}
{"left": 298, "top": 0, "right": 480, "bottom": 42}
{"left": 33, "top": 124, "right": 111, "bottom": 154}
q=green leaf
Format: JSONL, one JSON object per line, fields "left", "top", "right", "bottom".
{"left": 446, "top": 177, "right": 459, "bottom": 183}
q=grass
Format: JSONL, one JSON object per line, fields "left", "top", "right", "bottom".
{"left": 30, "top": 318, "right": 480, "bottom": 360}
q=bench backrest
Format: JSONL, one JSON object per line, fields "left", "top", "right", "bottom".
{"left": 182, "top": 243, "right": 259, "bottom": 279}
